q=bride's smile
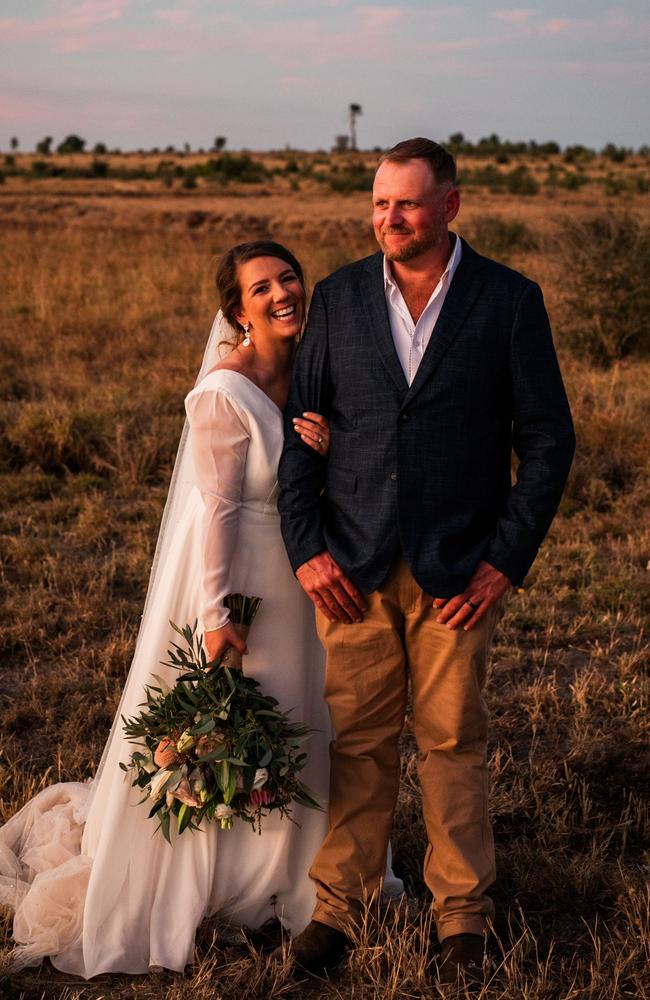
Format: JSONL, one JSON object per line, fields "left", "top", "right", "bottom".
{"left": 236, "top": 256, "right": 305, "bottom": 341}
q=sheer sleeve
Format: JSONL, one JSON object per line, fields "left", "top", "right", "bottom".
{"left": 185, "top": 386, "right": 251, "bottom": 631}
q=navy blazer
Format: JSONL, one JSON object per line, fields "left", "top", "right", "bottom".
{"left": 278, "top": 238, "right": 575, "bottom": 596}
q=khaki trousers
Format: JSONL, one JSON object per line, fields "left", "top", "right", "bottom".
{"left": 310, "top": 557, "right": 500, "bottom": 941}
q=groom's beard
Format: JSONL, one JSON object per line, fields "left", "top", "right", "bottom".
{"left": 378, "top": 227, "right": 440, "bottom": 262}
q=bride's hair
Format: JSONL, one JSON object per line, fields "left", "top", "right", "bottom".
{"left": 216, "top": 241, "right": 305, "bottom": 346}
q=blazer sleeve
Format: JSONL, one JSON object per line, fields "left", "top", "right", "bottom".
{"left": 483, "top": 281, "right": 576, "bottom": 585}
{"left": 278, "top": 282, "right": 332, "bottom": 572}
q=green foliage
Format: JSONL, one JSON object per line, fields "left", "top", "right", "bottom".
{"left": 57, "top": 134, "right": 86, "bottom": 154}
{"left": 35, "top": 136, "right": 52, "bottom": 155}
{"left": 90, "top": 159, "right": 109, "bottom": 178}
{"left": 557, "top": 214, "right": 650, "bottom": 363}
{"left": 564, "top": 144, "right": 596, "bottom": 164}
{"left": 196, "top": 153, "right": 269, "bottom": 183}
{"left": 464, "top": 216, "right": 538, "bottom": 263}
{"left": 506, "top": 166, "right": 539, "bottom": 195}
{"left": 122, "top": 620, "right": 320, "bottom": 839}
{"left": 327, "top": 162, "right": 374, "bottom": 193}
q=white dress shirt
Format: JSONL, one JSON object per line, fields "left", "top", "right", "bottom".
{"left": 383, "top": 234, "right": 462, "bottom": 385}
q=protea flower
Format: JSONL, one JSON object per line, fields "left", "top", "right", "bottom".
{"left": 153, "top": 737, "right": 181, "bottom": 769}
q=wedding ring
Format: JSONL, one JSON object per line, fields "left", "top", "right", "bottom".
{"left": 318, "top": 436, "right": 324, "bottom": 444}
{"left": 465, "top": 598, "right": 479, "bottom": 610}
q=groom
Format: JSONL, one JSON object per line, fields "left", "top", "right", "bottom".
{"left": 278, "top": 137, "right": 575, "bottom": 984}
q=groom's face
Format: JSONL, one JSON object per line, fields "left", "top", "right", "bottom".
{"left": 372, "top": 158, "right": 458, "bottom": 263}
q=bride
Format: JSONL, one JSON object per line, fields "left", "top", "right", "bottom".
{"left": 0, "top": 240, "right": 403, "bottom": 978}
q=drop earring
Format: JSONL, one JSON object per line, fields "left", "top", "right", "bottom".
{"left": 242, "top": 323, "right": 251, "bottom": 348}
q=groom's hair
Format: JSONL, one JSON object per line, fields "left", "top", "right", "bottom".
{"left": 378, "top": 137, "right": 457, "bottom": 187}
{"left": 216, "top": 240, "right": 305, "bottom": 336}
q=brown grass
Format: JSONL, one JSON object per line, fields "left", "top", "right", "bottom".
{"left": 0, "top": 167, "right": 649, "bottom": 999}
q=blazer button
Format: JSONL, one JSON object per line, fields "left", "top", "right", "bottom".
{"left": 400, "top": 413, "right": 410, "bottom": 421}
{"left": 389, "top": 472, "right": 397, "bottom": 481}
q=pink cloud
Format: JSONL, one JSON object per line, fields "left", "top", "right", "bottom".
{"left": 538, "top": 18, "right": 571, "bottom": 36}
{"left": 155, "top": 8, "right": 191, "bottom": 26}
{"left": 357, "top": 5, "right": 403, "bottom": 28}
{"left": 491, "top": 9, "right": 535, "bottom": 24}
{"left": 0, "top": 0, "right": 130, "bottom": 45}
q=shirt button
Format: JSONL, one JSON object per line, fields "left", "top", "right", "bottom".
{"left": 389, "top": 472, "right": 397, "bottom": 481}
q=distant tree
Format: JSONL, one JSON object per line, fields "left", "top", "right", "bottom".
{"left": 93, "top": 142, "right": 107, "bottom": 155}
{"left": 10, "top": 137, "right": 19, "bottom": 151}
{"left": 213, "top": 136, "right": 227, "bottom": 152}
{"left": 333, "top": 134, "right": 349, "bottom": 153}
{"left": 165, "top": 144, "right": 176, "bottom": 154}
{"left": 36, "top": 136, "right": 53, "bottom": 155}
{"left": 448, "top": 132, "right": 465, "bottom": 147}
{"left": 57, "top": 134, "right": 86, "bottom": 154}
{"left": 349, "top": 103, "right": 362, "bottom": 151}
{"left": 184, "top": 142, "right": 191, "bottom": 155}
{"left": 602, "top": 142, "right": 627, "bottom": 163}
{"left": 564, "top": 144, "right": 595, "bottom": 164}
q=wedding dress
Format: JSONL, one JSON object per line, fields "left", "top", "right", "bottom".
{"left": 0, "top": 328, "right": 403, "bottom": 977}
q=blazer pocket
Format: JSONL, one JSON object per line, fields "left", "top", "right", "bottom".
{"left": 326, "top": 465, "right": 358, "bottom": 495}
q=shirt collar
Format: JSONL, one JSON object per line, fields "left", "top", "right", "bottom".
{"left": 383, "top": 232, "right": 462, "bottom": 290}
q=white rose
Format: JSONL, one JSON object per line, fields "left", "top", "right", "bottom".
{"left": 215, "top": 804, "right": 233, "bottom": 819}
{"left": 252, "top": 768, "right": 269, "bottom": 790}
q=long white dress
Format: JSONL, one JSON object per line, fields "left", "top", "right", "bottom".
{"left": 0, "top": 370, "right": 402, "bottom": 978}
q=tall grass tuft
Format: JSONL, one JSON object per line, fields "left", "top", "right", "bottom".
{"left": 555, "top": 214, "right": 650, "bottom": 364}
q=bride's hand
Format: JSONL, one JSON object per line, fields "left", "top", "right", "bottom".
{"left": 204, "top": 622, "right": 248, "bottom": 665}
{"left": 293, "top": 412, "right": 330, "bottom": 456}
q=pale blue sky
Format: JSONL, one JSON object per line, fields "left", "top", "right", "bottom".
{"left": 1, "top": 1, "right": 648, "bottom": 150}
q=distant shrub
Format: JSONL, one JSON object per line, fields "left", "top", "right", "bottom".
{"left": 563, "top": 145, "right": 595, "bottom": 164}
{"left": 4, "top": 154, "right": 16, "bottom": 169}
{"left": 197, "top": 154, "right": 268, "bottom": 183}
{"left": 182, "top": 174, "right": 197, "bottom": 189}
{"left": 31, "top": 160, "right": 50, "bottom": 177}
{"left": 556, "top": 215, "right": 650, "bottom": 363}
{"left": 458, "top": 165, "right": 505, "bottom": 190}
{"left": 602, "top": 143, "right": 627, "bottom": 163}
{"left": 57, "top": 134, "right": 86, "bottom": 154}
{"left": 464, "top": 216, "right": 538, "bottom": 263}
{"left": 90, "top": 159, "right": 109, "bottom": 178}
{"left": 506, "top": 166, "right": 539, "bottom": 195}
{"left": 327, "top": 163, "right": 374, "bottom": 193}
{"left": 559, "top": 171, "right": 586, "bottom": 191}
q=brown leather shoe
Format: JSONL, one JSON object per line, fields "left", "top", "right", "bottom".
{"left": 271, "top": 919, "right": 349, "bottom": 975}
{"left": 437, "top": 933, "right": 485, "bottom": 987}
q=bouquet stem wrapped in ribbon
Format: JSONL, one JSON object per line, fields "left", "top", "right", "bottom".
{"left": 121, "top": 595, "right": 320, "bottom": 840}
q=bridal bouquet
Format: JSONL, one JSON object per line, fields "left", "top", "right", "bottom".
{"left": 121, "top": 596, "right": 320, "bottom": 842}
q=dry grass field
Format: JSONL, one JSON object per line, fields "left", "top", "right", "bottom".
{"left": 0, "top": 151, "right": 649, "bottom": 1000}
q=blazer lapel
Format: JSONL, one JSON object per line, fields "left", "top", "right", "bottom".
{"left": 360, "top": 253, "right": 409, "bottom": 397}
{"left": 404, "top": 239, "right": 487, "bottom": 404}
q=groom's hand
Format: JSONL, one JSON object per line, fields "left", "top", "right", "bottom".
{"left": 433, "top": 560, "right": 511, "bottom": 631}
{"left": 296, "top": 551, "right": 367, "bottom": 623}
